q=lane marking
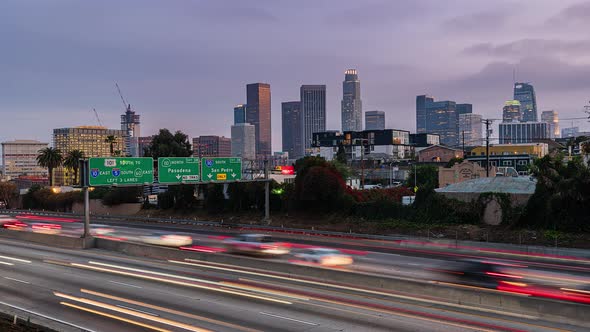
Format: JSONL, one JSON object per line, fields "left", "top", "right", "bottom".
{"left": 259, "top": 312, "right": 318, "bottom": 326}
{"left": 0, "top": 261, "right": 14, "bottom": 266}
{"left": 0, "top": 255, "right": 32, "bottom": 264}
{"left": 3, "top": 277, "right": 30, "bottom": 284}
{"left": 55, "top": 292, "right": 212, "bottom": 332}
{"left": 108, "top": 280, "right": 143, "bottom": 289}
{"left": 81, "top": 289, "right": 262, "bottom": 332}
{"left": 116, "top": 304, "right": 159, "bottom": 316}
{"left": 60, "top": 302, "right": 171, "bottom": 332}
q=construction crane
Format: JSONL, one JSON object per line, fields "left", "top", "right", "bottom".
{"left": 92, "top": 108, "right": 103, "bottom": 127}
{"left": 115, "top": 82, "right": 130, "bottom": 111}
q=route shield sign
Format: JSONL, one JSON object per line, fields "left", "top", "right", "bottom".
{"left": 88, "top": 157, "right": 154, "bottom": 186}
{"left": 201, "top": 157, "right": 242, "bottom": 182}
{"left": 158, "top": 157, "right": 200, "bottom": 184}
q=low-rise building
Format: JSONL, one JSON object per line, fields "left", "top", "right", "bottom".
{"left": 417, "top": 145, "right": 463, "bottom": 163}
{"left": 410, "top": 133, "right": 440, "bottom": 147}
{"left": 469, "top": 143, "right": 549, "bottom": 158}
{"left": 438, "top": 160, "right": 494, "bottom": 187}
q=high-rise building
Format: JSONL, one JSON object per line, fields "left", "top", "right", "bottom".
{"left": 1, "top": 140, "right": 49, "bottom": 180}
{"left": 514, "top": 82, "right": 538, "bottom": 122}
{"left": 193, "top": 136, "right": 231, "bottom": 158}
{"left": 246, "top": 83, "right": 271, "bottom": 158}
{"left": 231, "top": 123, "right": 256, "bottom": 160}
{"left": 137, "top": 136, "right": 154, "bottom": 157}
{"left": 365, "top": 111, "right": 385, "bottom": 130}
{"left": 234, "top": 104, "right": 246, "bottom": 125}
{"left": 301, "top": 85, "right": 326, "bottom": 154}
{"left": 341, "top": 69, "right": 362, "bottom": 131}
{"left": 499, "top": 122, "right": 550, "bottom": 144}
{"left": 53, "top": 126, "right": 126, "bottom": 185}
{"left": 459, "top": 113, "right": 483, "bottom": 146}
{"left": 541, "top": 110, "right": 559, "bottom": 138}
{"left": 281, "top": 101, "right": 303, "bottom": 159}
{"left": 456, "top": 104, "right": 473, "bottom": 115}
{"left": 503, "top": 100, "right": 521, "bottom": 123}
{"left": 120, "top": 104, "right": 141, "bottom": 156}
{"left": 416, "top": 95, "right": 459, "bottom": 147}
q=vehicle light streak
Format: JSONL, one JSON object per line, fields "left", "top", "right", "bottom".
{"left": 80, "top": 289, "right": 262, "bottom": 332}
{"left": 55, "top": 292, "right": 212, "bottom": 332}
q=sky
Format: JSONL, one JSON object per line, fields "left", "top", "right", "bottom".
{"left": 2, "top": 0, "right": 590, "bottom": 152}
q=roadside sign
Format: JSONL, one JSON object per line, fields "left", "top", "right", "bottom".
{"left": 88, "top": 157, "right": 154, "bottom": 186}
{"left": 201, "top": 157, "right": 242, "bottom": 182}
{"left": 157, "top": 157, "right": 200, "bottom": 184}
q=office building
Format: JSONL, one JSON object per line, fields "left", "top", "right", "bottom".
{"left": 121, "top": 104, "right": 141, "bottom": 156}
{"left": 410, "top": 133, "right": 440, "bottom": 147}
{"left": 312, "top": 129, "right": 412, "bottom": 161}
{"left": 193, "top": 136, "right": 231, "bottom": 158}
{"left": 281, "top": 101, "right": 303, "bottom": 160}
{"left": 1, "top": 140, "right": 49, "bottom": 180}
{"left": 561, "top": 127, "right": 579, "bottom": 138}
{"left": 246, "top": 83, "right": 271, "bottom": 158}
{"left": 234, "top": 104, "right": 246, "bottom": 125}
{"left": 498, "top": 122, "right": 550, "bottom": 144}
{"left": 137, "top": 136, "right": 154, "bottom": 157}
{"left": 365, "top": 111, "right": 385, "bottom": 130}
{"left": 456, "top": 104, "right": 473, "bottom": 115}
{"left": 541, "top": 110, "right": 559, "bottom": 138}
{"left": 231, "top": 123, "right": 256, "bottom": 160}
{"left": 416, "top": 95, "right": 459, "bottom": 147}
{"left": 341, "top": 69, "right": 362, "bottom": 131}
{"left": 53, "top": 126, "right": 126, "bottom": 185}
{"left": 301, "top": 85, "right": 326, "bottom": 154}
{"left": 459, "top": 113, "right": 483, "bottom": 146}
{"left": 514, "top": 82, "right": 538, "bottom": 122}
{"left": 502, "top": 100, "right": 521, "bottom": 123}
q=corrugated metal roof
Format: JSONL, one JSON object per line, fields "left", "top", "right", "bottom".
{"left": 436, "top": 176, "right": 537, "bottom": 194}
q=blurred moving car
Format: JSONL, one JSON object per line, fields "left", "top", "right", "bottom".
{"left": 294, "top": 248, "right": 353, "bottom": 266}
{"left": 0, "top": 216, "right": 19, "bottom": 226}
{"left": 90, "top": 224, "right": 116, "bottom": 236}
{"left": 31, "top": 223, "right": 61, "bottom": 235}
{"left": 433, "top": 259, "right": 523, "bottom": 288}
{"left": 2, "top": 220, "right": 28, "bottom": 231}
{"left": 139, "top": 233, "right": 193, "bottom": 247}
{"left": 225, "top": 234, "right": 290, "bottom": 256}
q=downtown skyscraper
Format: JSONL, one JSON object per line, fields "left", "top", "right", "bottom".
{"left": 341, "top": 69, "right": 362, "bottom": 131}
{"left": 301, "top": 85, "right": 326, "bottom": 154}
{"left": 514, "top": 82, "right": 538, "bottom": 122}
{"left": 121, "top": 104, "right": 140, "bottom": 156}
{"left": 246, "top": 83, "right": 271, "bottom": 158}
{"left": 416, "top": 95, "right": 459, "bottom": 147}
{"left": 281, "top": 101, "right": 303, "bottom": 159}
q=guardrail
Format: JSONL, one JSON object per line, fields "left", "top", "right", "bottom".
{"left": 2, "top": 209, "right": 590, "bottom": 259}
{"left": 0, "top": 301, "right": 95, "bottom": 332}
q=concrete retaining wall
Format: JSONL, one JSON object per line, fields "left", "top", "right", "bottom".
{"left": 96, "top": 239, "right": 589, "bottom": 328}
{"left": 0, "top": 230, "right": 94, "bottom": 249}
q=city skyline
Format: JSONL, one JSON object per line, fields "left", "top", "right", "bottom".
{"left": 2, "top": 1, "right": 590, "bottom": 152}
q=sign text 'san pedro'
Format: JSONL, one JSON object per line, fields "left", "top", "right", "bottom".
{"left": 201, "top": 157, "right": 242, "bottom": 183}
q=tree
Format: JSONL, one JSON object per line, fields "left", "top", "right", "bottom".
{"left": 405, "top": 164, "right": 439, "bottom": 190}
{"left": 0, "top": 182, "right": 17, "bottom": 209}
{"left": 144, "top": 129, "right": 192, "bottom": 159}
{"left": 104, "top": 135, "right": 118, "bottom": 156}
{"left": 335, "top": 143, "right": 347, "bottom": 164}
{"left": 36, "top": 147, "right": 63, "bottom": 186}
{"left": 63, "top": 150, "right": 84, "bottom": 186}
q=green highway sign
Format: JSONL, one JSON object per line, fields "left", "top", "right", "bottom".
{"left": 88, "top": 157, "right": 154, "bottom": 186}
{"left": 201, "top": 157, "right": 242, "bottom": 182}
{"left": 158, "top": 157, "right": 200, "bottom": 184}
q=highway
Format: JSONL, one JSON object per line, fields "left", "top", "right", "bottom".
{"left": 0, "top": 237, "right": 583, "bottom": 332}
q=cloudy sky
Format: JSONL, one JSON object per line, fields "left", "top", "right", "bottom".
{"left": 2, "top": 0, "right": 590, "bottom": 151}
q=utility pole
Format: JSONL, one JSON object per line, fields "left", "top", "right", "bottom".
{"left": 264, "top": 159, "right": 270, "bottom": 223}
{"left": 462, "top": 130, "right": 465, "bottom": 156}
{"left": 483, "top": 119, "right": 493, "bottom": 177}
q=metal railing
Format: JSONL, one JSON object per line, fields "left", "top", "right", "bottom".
{"left": 0, "top": 301, "right": 95, "bottom": 332}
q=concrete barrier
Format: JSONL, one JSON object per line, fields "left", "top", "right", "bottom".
{"left": 95, "top": 239, "right": 589, "bottom": 328}
{"left": 0, "top": 230, "right": 94, "bottom": 249}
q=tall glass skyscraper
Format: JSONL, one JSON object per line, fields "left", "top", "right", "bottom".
{"left": 301, "top": 85, "right": 326, "bottom": 154}
{"left": 246, "top": 83, "right": 271, "bottom": 158}
{"left": 541, "top": 110, "right": 559, "bottom": 138}
{"left": 281, "top": 101, "right": 303, "bottom": 159}
{"left": 365, "top": 111, "right": 385, "bottom": 130}
{"left": 233, "top": 104, "right": 246, "bottom": 125}
{"left": 341, "top": 69, "right": 362, "bottom": 131}
{"left": 416, "top": 95, "right": 459, "bottom": 147}
{"left": 514, "top": 82, "right": 538, "bottom": 122}
{"left": 502, "top": 100, "right": 521, "bottom": 123}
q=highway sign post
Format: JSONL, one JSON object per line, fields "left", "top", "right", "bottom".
{"left": 157, "top": 157, "right": 200, "bottom": 184}
{"left": 88, "top": 157, "right": 154, "bottom": 186}
{"left": 201, "top": 157, "right": 242, "bottom": 182}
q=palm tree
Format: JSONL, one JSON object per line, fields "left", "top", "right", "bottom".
{"left": 105, "top": 135, "right": 117, "bottom": 156}
{"left": 36, "top": 147, "right": 63, "bottom": 186}
{"left": 64, "top": 150, "right": 85, "bottom": 186}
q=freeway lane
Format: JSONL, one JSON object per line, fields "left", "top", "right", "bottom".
{"left": 0, "top": 238, "right": 584, "bottom": 332}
